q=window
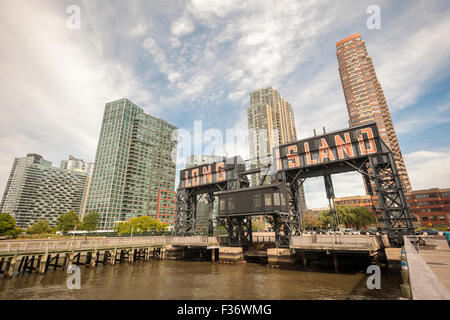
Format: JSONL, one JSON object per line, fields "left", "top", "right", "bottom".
{"left": 280, "top": 193, "right": 286, "bottom": 206}
{"left": 274, "top": 193, "right": 280, "bottom": 206}
{"left": 430, "top": 215, "right": 436, "bottom": 221}
{"left": 253, "top": 195, "right": 261, "bottom": 208}
{"left": 228, "top": 198, "right": 235, "bottom": 210}
{"left": 264, "top": 194, "right": 272, "bottom": 207}
{"left": 220, "top": 199, "right": 225, "bottom": 211}
{"left": 422, "top": 216, "right": 428, "bottom": 221}
{"left": 439, "top": 216, "right": 446, "bottom": 220}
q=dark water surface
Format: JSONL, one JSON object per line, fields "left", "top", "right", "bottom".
{"left": 0, "top": 260, "right": 401, "bottom": 300}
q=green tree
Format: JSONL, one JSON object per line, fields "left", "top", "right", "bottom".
{"left": 56, "top": 211, "right": 80, "bottom": 234}
{"left": 80, "top": 211, "right": 99, "bottom": 232}
{"left": 5, "top": 228, "right": 23, "bottom": 237}
{"left": 114, "top": 221, "right": 132, "bottom": 235}
{"left": 302, "top": 213, "right": 321, "bottom": 230}
{"left": 319, "top": 205, "right": 376, "bottom": 230}
{"left": 114, "top": 215, "right": 168, "bottom": 235}
{"left": 252, "top": 220, "right": 264, "bottom": 232}
{"left": 0, "top": 213, "right": 16, "bottom": 236}
{"left": 27, "top": 220, "right": 51, "bottom": 234}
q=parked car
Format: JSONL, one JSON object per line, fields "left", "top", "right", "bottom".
{"left": 314, "top": 228, "right": 327, "bottom": 234}
{"left": 340, "top": 228, "right": 359, "bottom": 235}
{"left": 416, "top": 229, "right": 439, "bottom": 235}
{"left": 361, "top": 229, "right": 378, "bottom": 235}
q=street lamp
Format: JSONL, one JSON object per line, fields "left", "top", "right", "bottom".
{"left": 70, "top": 225, "right": 77, "bottom": 248}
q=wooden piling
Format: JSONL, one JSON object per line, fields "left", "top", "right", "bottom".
{"left": 39, "top": 252, "right": 48, "bottom": 274}
{"left": 7, "top": 253, "right": 17, "bottom": 278}
{"left": 302, "top": 252, "right": 308, "bottom": 270}
{"left": 110, "top": 249, "right": 117, "bottom": 265}
{"left": 333, "top": 254, "right": 339, "bottom": 273}
{"left": 91, "top": 251, "right": 98, "bottom": 268}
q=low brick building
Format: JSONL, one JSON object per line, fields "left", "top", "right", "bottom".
{"left": 406, "top": 188, "right": 450, "bottom": 228}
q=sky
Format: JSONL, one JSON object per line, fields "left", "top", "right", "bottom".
{"left": 0, "top": 0, "right": 449, "bottom": 209}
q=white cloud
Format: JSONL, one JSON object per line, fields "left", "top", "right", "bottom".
{"left": 188, "top": 0, "right": 246, "bottom": 22}
{"left": 1, "top": 0, "right": 450, "bottom": 202}
{"left": 0, "top": 1, "right": 154, "bottom": 193}
{"left": 171, "top": 14, "right": 195, "bottom": 37}
{"left": 303, "top": 172, "right": 366, "bottom": 209}
{"left": 129, "top": 23, "right": 147, "bottom": 36}
{"left": 395, "top": 104, "right": 450, "bottom": 134}
{"left": 404, "top": 149, "right": 450, "bottom": 190}
{"left": 368, "top": 4, "right": 450, "bottom": 111}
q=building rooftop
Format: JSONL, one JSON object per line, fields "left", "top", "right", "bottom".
{"left": 336, "top": 33, "right": 361, "bottom": 47}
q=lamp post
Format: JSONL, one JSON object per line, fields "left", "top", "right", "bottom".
{"left": 70, "top": 225, "right": 77, "bottom": 249}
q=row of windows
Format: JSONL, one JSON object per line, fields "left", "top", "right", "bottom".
{"left": 219, "top": 193, "right": 286, "bottom": 211}
{"left": 421, "top": 216, "right": 447, "bottom": 221}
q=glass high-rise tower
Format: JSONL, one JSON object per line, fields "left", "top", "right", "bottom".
{"left": 336, "top": 34, "right": 412, "bottom": 192}
{"left": 85, "top": 98, "right": 178, "bottom": 230}
{"left": 247, "top": 87, "right": 307, "bottom": 214}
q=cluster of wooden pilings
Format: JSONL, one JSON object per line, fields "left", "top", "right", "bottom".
{"left": 0, "top": 245, "right": 165, "bottom": 278}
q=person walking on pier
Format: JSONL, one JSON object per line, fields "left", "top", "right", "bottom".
{"left": 444, "top": 228, "right": 450, "bottom": 248}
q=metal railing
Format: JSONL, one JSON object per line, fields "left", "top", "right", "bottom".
{"left": 0, "top": 236, "right": 227, "bottom": 253}
{"left": 403, "top": 236, "right": 450, "bottom": 300}
{"left": 253, "top": 235, "right": 276, "bottom": 243}
{"left": 291, "top": 234, "right": 381, "bottom": 250}
{"left": 0, "top": 236, "right": 169, "bottom": 253}
{"left": 404, "top": 235, "right": 439, "bottom": 252}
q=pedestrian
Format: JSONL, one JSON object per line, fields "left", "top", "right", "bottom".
{"left": 443, "top": 228, "right": 450, "bottom": 248}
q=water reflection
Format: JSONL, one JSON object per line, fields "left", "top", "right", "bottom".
{"left": 0, "top": 261, "right": 401, "bottom": 300}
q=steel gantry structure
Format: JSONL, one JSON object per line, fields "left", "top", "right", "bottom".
{"left": 174, "top": 122, "right": 415, "bottom": 248}
{"left": 174, "top": 156, "right": 249, "bottom": 238}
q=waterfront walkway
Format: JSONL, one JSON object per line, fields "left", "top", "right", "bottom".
{"left": 403, "top": 237, "right": 450, "bottom": 300}
{"left": 418, "top": 240, "right": 450, "bottom": 292}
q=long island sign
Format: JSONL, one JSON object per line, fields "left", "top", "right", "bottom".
{"left": 179, "top": 156, "right": 246, "bottom": 189}
{"left": 273, "top": 122, "right": 384, "bottom": 172}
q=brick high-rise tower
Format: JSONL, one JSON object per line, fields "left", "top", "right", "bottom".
{"left": 336, "top": 34, "right": 412, "bottom": 192}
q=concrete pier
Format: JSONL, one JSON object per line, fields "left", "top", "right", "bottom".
{"left": 385, "top": 248, "right": 402, "bottom": 271}
{"left": 267, "top": 248, "right": 299, "bottom": 267}
{"left": 165, "top": 246, "right": 185, "bottom": 260}
{"left": 219, "top": 247, "right": 244, "bottom": 263}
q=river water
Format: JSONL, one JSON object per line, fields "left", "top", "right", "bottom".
{"left": 0, "top": 260, "right": 401, "bottom": 300}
